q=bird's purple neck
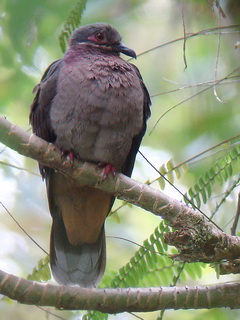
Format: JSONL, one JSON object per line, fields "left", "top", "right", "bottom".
{"left": 64, "top": 44, "right": 119, "bottom": 63}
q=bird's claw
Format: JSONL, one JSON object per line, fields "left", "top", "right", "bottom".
{"left": 61, "top": 149, "right": 79, "bottom": 163}
{"left": 98, "top": 163, "right": 116, "bottom": 181}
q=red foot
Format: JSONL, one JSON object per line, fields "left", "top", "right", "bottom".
{"left": 98, "top": 163, "right": 116, "bottom": 181}
{"left": 61, "top": 149, "right": 79, "bottom": 163}
{"left": 68, "top": 151, "right": 75, "bottom": 162}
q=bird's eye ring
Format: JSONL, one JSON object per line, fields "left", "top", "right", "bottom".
{"left": 95, "top": 33, "right": 104, "bottom": 41}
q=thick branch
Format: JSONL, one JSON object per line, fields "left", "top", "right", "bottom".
{"left": 0, "top": 269, "right": 240, "bottom": 311}
{"left": 1, "top": 116, "right": 240, "bottom": 265}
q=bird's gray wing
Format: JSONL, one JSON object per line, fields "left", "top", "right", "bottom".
{"left": 122, "top": 64, "right": 151, "bottom": 177}
{"left": 30, "top": 58, "right": 109, "bottom": 287}
{"left": 29, "top": 59, "right": 63, "bottom": 176}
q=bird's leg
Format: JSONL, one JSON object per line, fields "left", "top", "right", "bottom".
{"left": 61, "top": 149, "right": 80, "bottom": 163}
{"left": 98, "top": 163, "right": 116, "bottom": 181}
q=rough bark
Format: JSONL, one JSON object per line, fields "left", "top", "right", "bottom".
{"left": 0, "top": 269, "right": 240, "bottom": 311}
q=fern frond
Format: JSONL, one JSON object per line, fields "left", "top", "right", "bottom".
{"left": 183, "top": 262, "right": 204, "bottom": 280}
{"left": 83, "top": 311, "right": 108, "bottom": 320}
{"left": 210, "top": 174, "right": 240, "bottom": 219}
{"left": 109, "top": 221, "right": 180, "bottom": 288}
{"left": 83, "top": 223, "right": 205, "bottom": 320}
{"left": 59, "top": 0, "right": 87, "bottom": 52}
{"left": 27, "top": 256, "right": 51, "bottom": 282}
{"left": 82, "top": 222, "right": 170, "bottom": 320}
{"left": 158, "top": 159, "right": 187, "bottom": 190}
{"left": 156, "top": 261, "right": 205, "bottom": 320}
{"left": 184, "top": 145, "right": 240, "bottom": 208}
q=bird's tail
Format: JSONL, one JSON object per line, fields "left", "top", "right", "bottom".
{"left": 50, "top": 214, "right": 106, "bottom": 287}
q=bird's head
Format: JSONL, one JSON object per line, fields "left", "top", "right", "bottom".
{"left": 69, "top": 23, "right": 136, "bottom": 59}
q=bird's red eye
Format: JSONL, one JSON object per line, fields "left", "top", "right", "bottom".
{"left": 95, "top": 33, "right": 104, "bottom": 41}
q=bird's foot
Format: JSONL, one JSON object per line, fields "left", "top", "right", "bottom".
{"left": 61, "top": 149, "right": 79, "bottom": 163}
{"left": 98, "top": 163, "right": 116, "bottom": 181}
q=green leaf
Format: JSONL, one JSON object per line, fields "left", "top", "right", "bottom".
{"left": 181, "top": 163, "right": 188, "bottom": 172}
{"left": 227, "top": 163, "right": 233, "bottom": 176}
{"left": 194, "top": 192, "right": 201, "bottom": 208}
{"left": 193, "top": 263, "right": 203, "bottom": 278}
{"left": 188, "top": 187, "right": 195, "bottom": 200}
{"left": 200, "top": 186, "right": 207, "bottom": 204}
{"left": 209, "top": 167, "right": 216, "bottom": 181}
{"left": 194, "top": 182, "right": 200, "bottom": 193}
{"left": 27, "top": 256, "right": 51, "bottom": 282}
{"left": 230, "top": 147, "right": 239, "bottom": 159}
{"left": 59, "top": 0, "right": 87, "bottom": 52}
{"left": 183, "top": 263, "right": 204, "bottom": 280}
{"left": 174, "top": 166, "right": 181, "bottom": 179}
{"left": 111, "top": 212, "right": 121, "bottom": 223}
{"left": 166, "top": 159, "right": 174, "bottom": 171}
{"left": 159, "top": 164, "right": 167, "bottom": 175}
{"left": 158, "top": 176, "right": 165, "bottom": 190}
{"left": 83, "top": 311, "right": 108, "bottom": 320}
{"left": 145, "top": 250, "right": 154, "bottom": 269}
{"left": 166, "top": 170, "right": 174, "bottom": 184}
{"left": 155, "top": 238, "right": 164, "bottom": 253}
{"left": 204, "top": 176, "right": 212, "bottom": 197}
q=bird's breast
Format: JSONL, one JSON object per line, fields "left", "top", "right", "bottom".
{"left": 50, "top": 58, "right": 144, "bottom": 169}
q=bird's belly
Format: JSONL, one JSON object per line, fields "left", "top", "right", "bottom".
{"left": 52, "top": 108, "right": 135, "bottom": 169}
{"left": 50, "top": 68, "right": 143, "bottom": 169}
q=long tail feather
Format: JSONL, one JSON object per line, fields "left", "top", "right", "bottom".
{"left": 50, "top": 215, "right": 106, "bottom": 287}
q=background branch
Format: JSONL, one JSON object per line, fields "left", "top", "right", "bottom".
{"left": 1, "top": 269, "right": 240, "bottom": 311}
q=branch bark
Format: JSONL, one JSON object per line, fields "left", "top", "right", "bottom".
{"left": 1, "top": 116, "right": 240, "bottom": 311}
{"left": 1, "top": 269, "right": 240, "bottom": 311}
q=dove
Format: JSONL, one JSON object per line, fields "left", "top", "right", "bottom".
{"left": 30, "top": 23, "right": 151, "bottom": 287}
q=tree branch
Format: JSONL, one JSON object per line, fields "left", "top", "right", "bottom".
{"left": 0, "top": 269, "right": 240, "bottom": 311}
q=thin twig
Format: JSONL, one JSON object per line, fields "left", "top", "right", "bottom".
{"left": 132, "top": 24, "right": 240, "bottom": 60}
{"left": 181, "top": 2, "right": 188, "bottom": 70}
{"left": 0, "top": 202, "right": 48, "bottom": 255}
{"left": 139, "top": 150, "right": 223, "bottom": 232}
{"left": 231, "top": 193, "right": 240, "bottom": 236}
{"left": 37, "top": 306, "right": 67, "bottom": 320}
{"left": 172, "top": 134, "right": 240, "bottom": 169}
{"left": 149, "top": 65, "right": 240, "bottom": 135}
{"left": 213, "top": 12, "right": 225, "bottom": 103}
{"left": 107, "top": 235, "right": 168, "bottom": 256}
{"left": 129, "top": 312, "right": 145, "bottom": 320}
{"left": 151, "top": 75, "right": 240, "bottom": 98}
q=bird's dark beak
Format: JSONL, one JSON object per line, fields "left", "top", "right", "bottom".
{"left": 113, "top": 42, "right": 137, "bottom": 59}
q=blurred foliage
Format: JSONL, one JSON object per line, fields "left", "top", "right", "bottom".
{"left": 1, "top": 0, "right": 240, "bottom": 320}
{"left": 27, "top": 255, "right": 50, "bottom": 282}
{"left": 59, "top": 0, "right": 87, "bottom": 52}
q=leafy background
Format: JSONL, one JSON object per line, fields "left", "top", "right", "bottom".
{"left": 1, "top": 0, "right": 240, "bottom": 319}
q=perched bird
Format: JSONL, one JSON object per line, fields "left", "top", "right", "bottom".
{"left": 30, "top": 23, "right": 151, "bottom": 287}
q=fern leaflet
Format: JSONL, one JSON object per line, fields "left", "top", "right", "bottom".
{"left": 184, "top": 144, "right": 240, "bottom": 208}
{"left": 59, "top": 0, "right": 87, "bottom": 52}
{"left": 27, "top": 256, "right": 51, "bottom": 282}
